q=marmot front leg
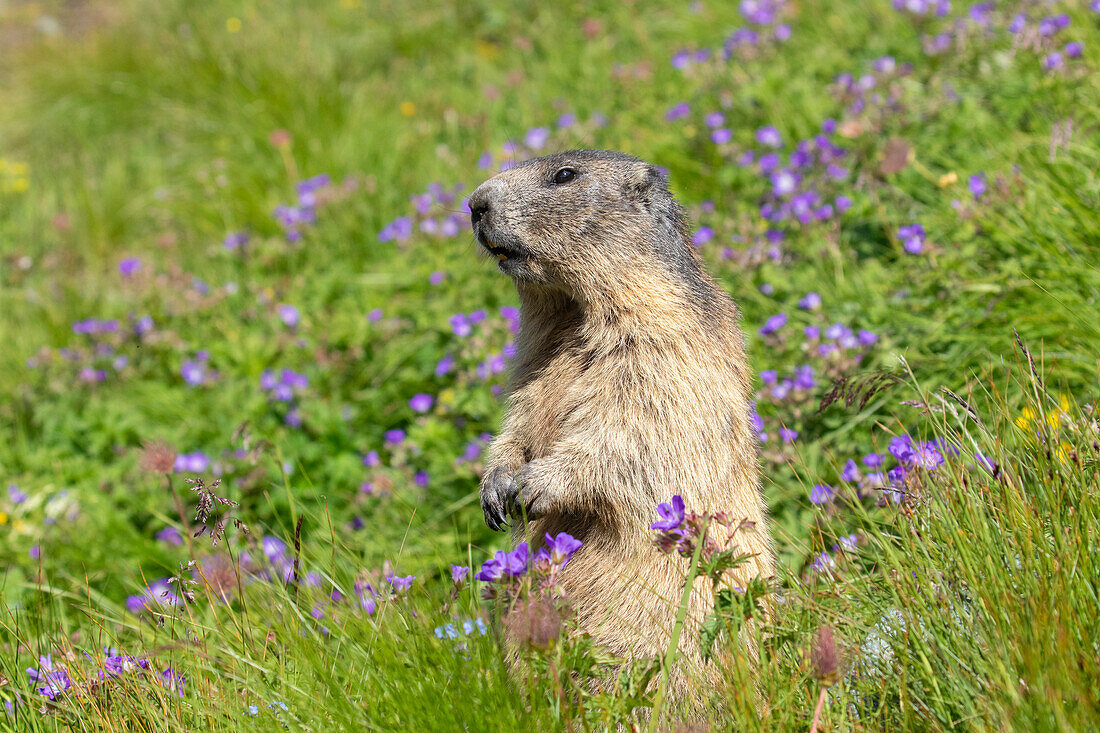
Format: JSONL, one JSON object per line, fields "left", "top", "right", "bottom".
{"left": 480, "top": 433, "right": 527, "bottom": 532}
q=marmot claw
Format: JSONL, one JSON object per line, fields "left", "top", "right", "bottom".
{"left": 480, "top": 465, "right": 517, "bottom": 532}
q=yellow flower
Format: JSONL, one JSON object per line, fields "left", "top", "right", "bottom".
{"left": 400, "top": 101, "right": 416, "bottom": 117}
{"left": 1016, "top": 406, "right": 1035, "bottom": 430}
{"left": 1047, "top": 410, "right": 1062, "bottom": 430}
{"left": 12, "top": 519, "right": 27, "bottom": 533}
{"left": 1055, "top": 442, "right": 1071, "bottom": 462}
{"left": 475, "top": 40, "right": 499, "bottom": 60}
{"left": 226, "top": 17, "right": 242, "bottom": 33}
{"left": 1059, "top": 393, "right": 1071, "bottom": 412}
{"left": 0, "top": 512, "right": 7, "bottom": 525}
{"left": 938, "top": 171, "right": 958, "bottom": 187}
{"left": 438, "top": 388, "right": 456, "bottom": 407}
{"left": 11, "top": 178, "right": 28, "bottom": 193}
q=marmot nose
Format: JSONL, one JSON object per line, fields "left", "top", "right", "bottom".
{"left": 468, "top": 193, "right": 490, "bottom": 228}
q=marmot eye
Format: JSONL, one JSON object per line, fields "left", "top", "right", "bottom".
{"left": 553, "top": 167, "right": 577, "bottom": 185}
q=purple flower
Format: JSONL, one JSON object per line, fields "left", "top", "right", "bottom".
{"left": 414, "top": 471, "right": 430, "bottom": 487}
{"left": 1065, "top": 42, "right": 1083, "bottom": 59}
{"left": 693, "top": 226, "right": 715, "bottom": 246}
{"left": 863, "top": 452, "right": 884, "bottom": 468}
{"left": 368, "top": 308, "right": 384, "bottom": 323}
{"left": 770, "top": 169, "right": 799, "bottom": 197}
{"left": 809, "top": 484, "right": 834, "bottom": 505}
{"left": 889, "top": 435, "right": 915, "bottom": 464}
{"left": 174, "top": 452, "right": 209, "bottom": 473}
{"left": 278, "top": 304, "right": 300, "bottom": 329}
{"left": 503, "top": 543, "right": 530, "bottom": 577}
{"left": 759, "top": 369, "right": 778, "bottom": 385}
{"left": 975, "top": 451, "right": 997, "bottom": 474}
{"left": 434, "top": 354, "right": 455, "bottom": 377}
{"left": 873, "top": 55, "right": 896, "bottom": 74}
{"left": 450, "top": 564, "right": 469, "bottom": 584}
{"left": 811, "top": 551, "right": 835, "bottom": 573}
{"left": 524, "top": 126, "right": 550, "bottom": 150}
{"left": 666, "top": 102, "right": 690, "bottom": 122}
{"left": 779, "top": 428, "right": 798, "bottom": 443}
{"left": 363, "top": 450, "right": 380, "bottom": 467}
{"left": 969, "top": 172, "right": 987, "bottom": 199}
{"left": 429, "top": 271, "right": 445, "bottom": 285}
{"left": 898, "top": 223, "right": 926, "bottom": 254}
{"left": 156, "top": 526, "right": 183, "bottom": 546}
{"left": 913, "top": 441, "right": 943, "bottom": 470}
{"left": 704, "top": 111, "right": 725, "bottom": 128}
{"left": 841, "top": 459, "right": 861, "bottom": 482}
{"left": 118, "top": 257, "right": 142, "bottom": 278}
{"left": 384, "top": 429, "right": 406, "bottom": 445}
{"left": 755, "top": 125, "right": 782, "bottom": 147}
{"left": 8, "top": 484, "right": 28, "bottom": 504}
{"left": 887, "top": 465, "right": 908, "bottom": 487}
{"left": 449, "top": 313, "right": 472, "bottom": 337}
{"left": 155, "top": 668, "right": 186, "bottom": 698}
{"left": 1042, "top": 51, "right": 1064, "bottom": 71}
{"left": 387, "top": 573, "right": 415, "bottom": 592}
{"left": 759, "top": 312, "right": 788, "bottom": 336}
{"left": 27, "top": 655, "right": 71, "bottom": 700}
{"left": 29, "top": 544, "right": 40, "bottom": 559}
{"left": 544, "top": 532, "right": 582, "bottom": 567}
{"left": 125, "top": 579, "right": 182, "bottom": 614}
{"left": 798, "top": 292, "right": 822, "bottom": 310}
{"left": 1008, "top": 13, "right": 1026, "bottom": 33}
{"left": 711, "top": 128, "right": 733, "bottom": 144}
{"left": 475, "top": 555, "right": 504, "bottom": 582}
{"left": 224, "top": 231, "right": 249, "bottom": 250}
{"left": 857, "top": 329, "right": 879, "bottom": 346}
{"left": 651, "top": 495, "right": 686, "bottom": 532}
{"left": 804, "top": 325, "right": 820, "bottom": 340}
{"left": 793, "top": 364, "right": 815, "bottom": 390}
{"left": 181, "top": 359, "right": 206, "bottom": 386}
{"left": 409, "top": 393, "right": 433, "bottom": 413}
{"left": 557, "top": 113, "right": 576, "bottom": 128}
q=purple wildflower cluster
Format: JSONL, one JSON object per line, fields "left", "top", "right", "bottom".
{"left": 808, "top": 433, "right": 977, "bottom": 512}
{"left": 25, "top": 652, "right": 185, "bottom": 703}
{"left": 260, "top": 368, "right": 309, "bottom": 427}
{"left": 26, "top": 314, "right": 153, "bottom": 382}
{"left": 891, "top": 0, "right": 951, "bottom": 17}
{"left": 273, "top": 174, "right": 331, "bottom": 242}
{"left": 476, "top": 114, "right": 599, "bottom": 173}
{"left": 475, "top": 532, "right": 582, "bottom": 599}
{"left": 898, "top": 223, "right": 927, "bottom": 254}
{"left": 671, "top": 0, "right": 791, "bottom": 71}
{"left": 649, "top": 496, "right": 760, "bottom": 585}
{"left": 909, "top": 3, "right": 1084, "bottom": 71}
{"left": 377, "top": 114, "right": 597, "bottom": 244}
{"left": 380, "top": 182, "right": 467, "bottom": 244}
{"left": 834, "top": 56, "right": 913, "bottom": 120}
{"left": 181, "top": 350, "right": 217, "bottom": 387}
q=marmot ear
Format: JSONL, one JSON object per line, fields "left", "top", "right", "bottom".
{"left": 624, "top": 164, "right": 666, "bottom": 205}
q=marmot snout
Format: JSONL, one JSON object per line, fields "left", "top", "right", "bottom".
{"left": 469, "top": 149, "right": 774, "bottom": 714}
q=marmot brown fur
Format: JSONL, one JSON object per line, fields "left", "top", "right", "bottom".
{"left": 467, "top": 149, "right": 774, "bottom": 712}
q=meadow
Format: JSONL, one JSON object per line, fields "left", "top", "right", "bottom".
{"left": 1, "top": 0, "right": 1098, "bottom": 729}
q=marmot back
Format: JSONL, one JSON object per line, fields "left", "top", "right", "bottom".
{"left": 468, "top": 149, "right": 774, "bottom": 714}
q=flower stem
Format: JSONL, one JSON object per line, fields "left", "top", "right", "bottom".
{"left": 647, "top": 520, "right": 708, "bottom": 733}
{"left": 809, "top": 685, "right": 828, "bottom": 733}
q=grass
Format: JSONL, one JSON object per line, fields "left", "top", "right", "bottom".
{"left": 1, "top": 0, "right": 1098, "bottom": 729}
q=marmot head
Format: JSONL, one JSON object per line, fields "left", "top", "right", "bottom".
{"left": 468, "top": 150, "right": 702, "bottom": 304}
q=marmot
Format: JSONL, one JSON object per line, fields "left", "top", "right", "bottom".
{"left": 467, "top": 149, "right": 774, "bottom": 712}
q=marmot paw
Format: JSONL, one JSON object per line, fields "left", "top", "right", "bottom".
{"left": 481, "top": 465, "right": 517, "bottom": 532}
